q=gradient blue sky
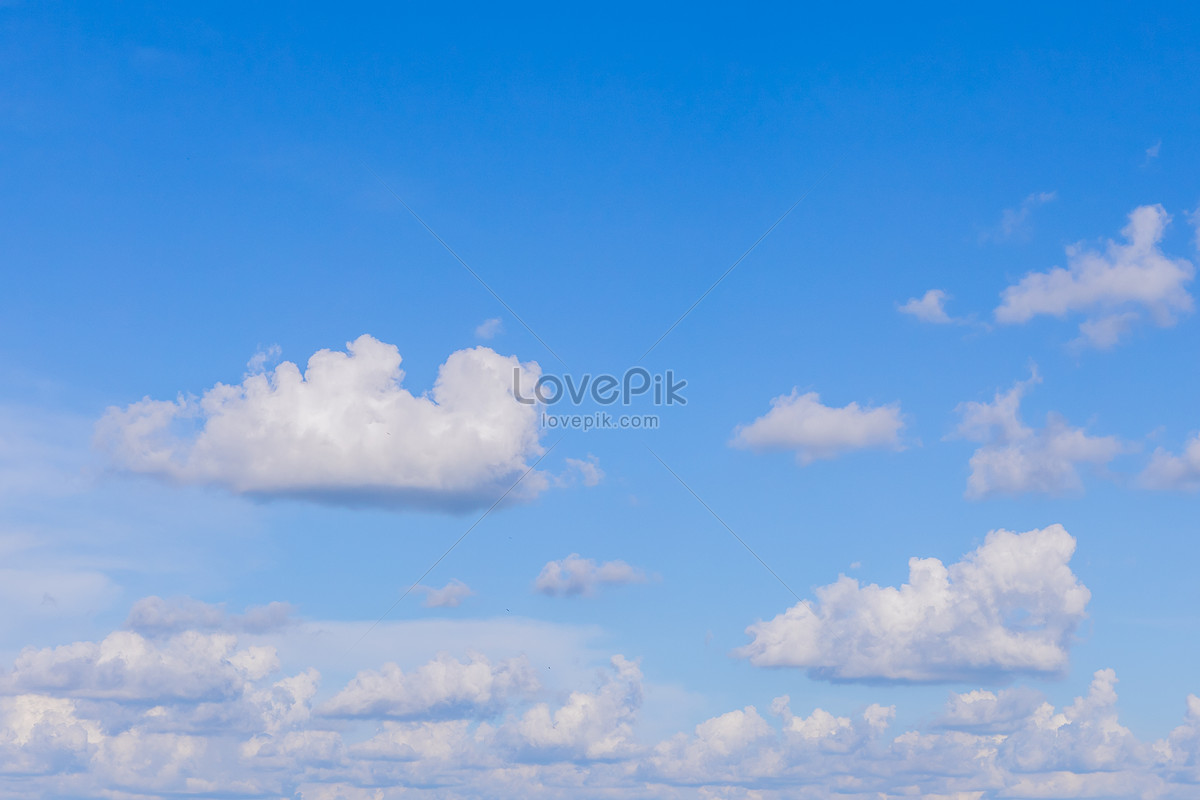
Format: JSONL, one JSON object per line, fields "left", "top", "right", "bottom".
{"left": 3, "top": 3, "right": 1200, "bottom": 797}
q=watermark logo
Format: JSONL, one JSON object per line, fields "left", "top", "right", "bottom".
{"left": 514, "top": 367, "right": 687, "bottom": 406}
{"left": 541, "top": 412, "right": 661, "bottom": 431}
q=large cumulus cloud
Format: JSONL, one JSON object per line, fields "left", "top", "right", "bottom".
{"left": 95, "top": 335, "right": 548, "bottom": 511}
{"left": 735, "top": 525, "right": 1091, "bottom": 682}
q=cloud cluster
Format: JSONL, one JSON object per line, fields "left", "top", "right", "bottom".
{"left": 953, "top": 370, "right": 1124, "bottom": 498}
{"left": 995, "top": 204, "right": 1195, "bottom": 347}
{"left": 3, "top": 629, "right": 279, "bottom": 702}
{"left": 534, "top": 554, "right": 647, "bottom": 597}
{"left": 95, "top": 335, "right": 549, "bottom": 512}
{"left": 736, "top": 525, "right": 1091, "bottom": 682}
{"left": 641, "top": 666, "right": 1178, "bottom": 798}
{"left": 731, "top": 390, "right": 904, "bottom": 464}
{"left": 2, "top": 597, "right": 1200, "bottom": 798}
{"left": 511, "top": 655, "right": 642, "bottom": 759}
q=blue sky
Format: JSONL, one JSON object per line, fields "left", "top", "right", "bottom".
{"left": 3, "top": 3, "right": 1200, "bottom": 797}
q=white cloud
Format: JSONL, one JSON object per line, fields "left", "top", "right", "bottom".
{"left": 953, "top": 369, "right": 1124, "bottom": 498}
{"left": 983, "top": 191, "right": 1056, "bottom": 242}
{"left": 1160, "top": 694, "right": 1200, "bottom": 780}
{"left": 88, "top": 728, "right": 215, "bottom": 795}
{"left": 3, "top": 598, "right": 1200, "bottom": 798}
{"left": 418, "top": 580, "right": 475, "bottom": 609}
{"left": 349, "top": 718, "right": 488, "bottom": 765}
{"left": 3, "top": 630, "right": 279, "bottom": 702}
{"left": 644, "top": 666, "right": 1168, "bottom": 797}
{"left": 245, "top": 344, "right": 281, "bottom": 374}
{"left": 95, "top": 335, "right": 550, "bottom": 511}
{"left": 936, "top": 686, "right": 1044, "bottom": 733}
{"left": 559, "top": 454, "right": 604, "bottom": 487}
{"left": 898, "top": 289, "right": 956, "bottom": 323}
{"left": 0, "top": 694, "right": 100, "bottom": 775}
{"left": 534, "top": 554, "right": 647, "bottom": 597}
{"left": 1140, "top": 434, "right": 1200, "bottom": 491}
{"left": 731, "top": 390, "right": 904, "bottom": 464}
{"left": 996, "top": 669, "right": 1143, "bottom": 777}
{"left": 774, "top": 694, "right": 893, "bottom": 752}
{"left": 235, "top": 616, "right": 609, "bottom": 697}
{"left": 735, "top": 525, "right": 1091, "bottom": 682}
{"left": 320, "top": 652, "right": 538, "bottom": 720}
{"left": 1074, "top": 310, "right": 1139, "bottom": 349}
{"left": 995, "top": 204, "right": 1195, "bottom": 347}
{"left": 647, "top": 699, "right": 895, "bottom": 786}
{"left": 648, "top": 705, "right": 776, "bottom": 783}
{"left": 1146, "top": 140, "right": 1162, "bottom": 160}
{"left": 475, "top": 317, "right": 504, "bottom": 339}
{"left": 507, "top": 655, "right": 642, "bottom": 760}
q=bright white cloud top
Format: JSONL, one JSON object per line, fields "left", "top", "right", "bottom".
{"left": 731, "top": 390, "right": 904, "bottom": 464}
{"left": 534, "top": 553, "right": 647, "bottom": 597}
{"left": 995, "top": 204, "right": 1195, "bottom": 347}
{"left": 736, "top": 525, "right": 1090, "bottom": 682}
{"left": 95, "top": 335, "right": 548, "bottom": 511}
{"left": 954, "top": 370, "right": 1123, "bottom": 498}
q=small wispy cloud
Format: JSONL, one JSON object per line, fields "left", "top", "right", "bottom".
{"left": 125, "top": 595, "right": 294, "bottom": 636}
{"left": 534, "top": 554, "right": 646, "bottom": 597}
{"left": 982, "top": 191, "right": 1056, "bottom": 242}
{"left": 418, "top": 579, "right": 474, "bottom": 608}
{"left": 246, "top": 344, "right": 282, "bottom": 374}
{"left": 475, "top": 317, "right": 504, "bottom": 340}
{"left": 898, "top": 289, "right": 956, "bottom": 324}
{"left": 731, "top": 391, "right": 904, "bottom": 465}
{"left": 556, "top": 454, "right": 604, "bottom": 487}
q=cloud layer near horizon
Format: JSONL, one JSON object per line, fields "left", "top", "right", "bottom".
{"left": 1, "top": 595, "right": 1199, "bottom": 799}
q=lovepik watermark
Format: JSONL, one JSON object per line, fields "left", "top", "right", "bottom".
{"left": 541, "top": 412, "right": 661, "bottom": 431}
{"left": 514, "top": 367, "right": 687, "bottom": 406}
